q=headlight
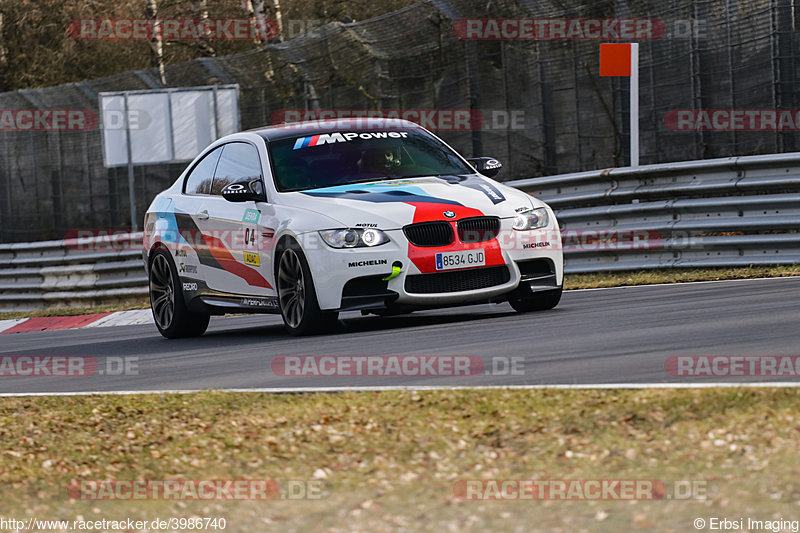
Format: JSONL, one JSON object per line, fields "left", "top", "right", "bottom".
{"left": 513, "top": 207, "right": 549, "bottom": 230}
{"left": 319, "top": 228, "right": 390, "bottom": 248}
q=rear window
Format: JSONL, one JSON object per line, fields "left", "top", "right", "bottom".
{"left": 184, "top": 146, "right": 222, "bottom": 195}
{"left": 267, "top": 129, "right": 473, "bottom": 191}
{"left": 211, "top": 142, "right": 262, "bottom": 195}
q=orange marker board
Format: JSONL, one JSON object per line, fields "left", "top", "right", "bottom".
{"left": 600, "top": 43, "right": 631, "bottom": 76}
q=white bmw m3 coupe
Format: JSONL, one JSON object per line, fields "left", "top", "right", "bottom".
{"left": 143, "top": 118, "right": 563, "bottom": 338}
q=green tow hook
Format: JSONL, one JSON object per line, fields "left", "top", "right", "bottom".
{"left": 382, "top": 262, "right": 403, "bottom": 281}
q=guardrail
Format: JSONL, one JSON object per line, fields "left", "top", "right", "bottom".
{"left": 1, "top": 153, "right": 798, "bottom": 311}
{"left": 508, "top": 152, "right": 800, "bottom": 273}
{"left": 0, "top": 233, "right": 148, "bottom": 312}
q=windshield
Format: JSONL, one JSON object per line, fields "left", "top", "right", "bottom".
{"left": 268, "top": 129, "right": 474, "bottom": 191}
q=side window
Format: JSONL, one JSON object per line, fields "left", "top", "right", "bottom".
{"left": 211, "top": 142, "right": 263, "bottom": 195}
{"left": 184, "top": 147, "right": 223, "bottom": 195}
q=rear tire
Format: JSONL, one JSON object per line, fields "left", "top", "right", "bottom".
{"left": 149, "top": 250, "right": 210, "bottom": 339}
{"left": 509, "top": 287, "right": 562, "bottom": 313}
{"left": 277, "top": 243, "right": 339, "bottom": 336}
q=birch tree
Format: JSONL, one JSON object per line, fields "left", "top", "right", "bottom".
{"left": 145, "top": 0, "right": 166, "bottom": 85}
{"left": 190, "top": 0, "right": 215, "bottom": 56}
{"left": 0, "top": 13, "right": 7, "bottom": 68}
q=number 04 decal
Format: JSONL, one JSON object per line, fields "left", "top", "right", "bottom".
{"left": 244, "top": 228, "right": 257, "bottom": 248}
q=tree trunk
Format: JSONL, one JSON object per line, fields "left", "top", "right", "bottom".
{"left": 190, "top": 0, "right": 215, "bottom": 56}
{"left": 271, "top": 0, "right": 284, "bottom": 41}
{"left": 145, "top": 0, "right": 166, "bottom": 85}
{"left": 243, "top": 0, "right": 272, "bottom": 44}
{"left": 0, "top": 13, "right": 7, "bottom": 69}
{"left": 0, "top": 13, "right": 6, "bottom": 92}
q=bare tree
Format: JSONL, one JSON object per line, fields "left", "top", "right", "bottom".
{"left": 270, "top": 0, "right": 284, "bottom": 41}
{"left": 145, "top": 0, "right": 166, "bottom": 85}
{"left": 190, "top": 0, "right": 216, "bottom": 56}
{"left": 0, "top": 12, "right": 7, "bottom": 68}
{"left": 242, "top": 0, "right": 271, "bottom": 44}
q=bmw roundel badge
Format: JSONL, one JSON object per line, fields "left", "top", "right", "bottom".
{"left": 443, "top": 211, "right": 456, "bottom": 218}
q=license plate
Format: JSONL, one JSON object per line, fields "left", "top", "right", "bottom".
{"left": 435, "top": 249, "right": 486, "bottom": 270}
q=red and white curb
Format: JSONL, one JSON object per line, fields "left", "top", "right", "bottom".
{"left": 0, "top": 309, "right": 153, "bottom": 335}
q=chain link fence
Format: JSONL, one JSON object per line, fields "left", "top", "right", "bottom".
{"left": 0, "top": 0, "right": 796, "bottom": 242}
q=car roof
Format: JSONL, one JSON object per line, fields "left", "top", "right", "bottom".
{"left": 249, "top": 118, "right": 424, "bottom": 142}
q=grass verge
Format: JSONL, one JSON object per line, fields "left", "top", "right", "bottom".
{"left": 1, "top": 388, "right": 798, "bottom": 532}
{"left": 564, "top": 265, "right": 800, "bottom": 290}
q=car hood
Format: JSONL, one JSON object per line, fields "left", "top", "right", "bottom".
{"left": 276, "top": 175, "right": 539, "bottom": 229}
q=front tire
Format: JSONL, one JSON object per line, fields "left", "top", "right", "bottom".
{"left": 277, "top": 243, "right": 339, "bottom": 336}
{"left": 509, "top": 287, "right": 562, "bottom": 313}
{"left": 149, "top": 250, "right": 210, "bottom": 339}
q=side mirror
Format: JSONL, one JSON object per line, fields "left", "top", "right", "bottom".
{"left": 466, "top": 157, "right": 502, "bottom": 178}
{"left": 221, "top": 179, "right": 267, "bottom": 203}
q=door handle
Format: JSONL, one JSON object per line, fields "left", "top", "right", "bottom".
{"left": 196, "top": 210, "right": 209, "bottom": 220}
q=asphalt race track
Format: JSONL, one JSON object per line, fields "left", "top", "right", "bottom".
{"left": 1, "top": 277, "right": 798, "bottom": 394}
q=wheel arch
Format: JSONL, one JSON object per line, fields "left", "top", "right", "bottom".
{"left": 144, "top": 241, "right": 170, "bottom": 276}
{"left": 147, "top": 243, "right": 192, "bottom": 309}
{"left": 148, "top": 241, "right": 169, "bottom": 262}
{"left": 272, "top": 233, "right": 300, "bottom": 279}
